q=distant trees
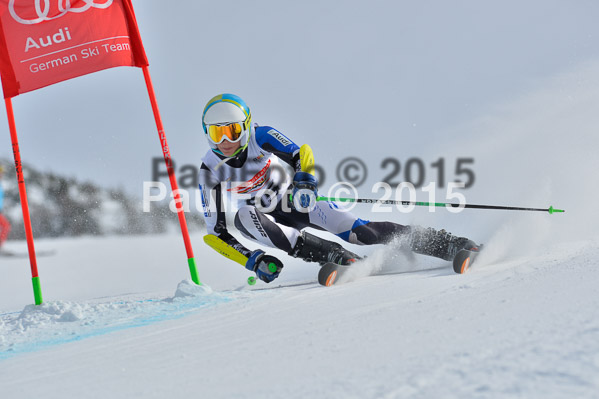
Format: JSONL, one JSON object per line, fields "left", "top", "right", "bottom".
{"left": 0, "top": 159, "right": 204, "bottom": 240}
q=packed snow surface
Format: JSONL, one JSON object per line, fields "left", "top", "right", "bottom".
{"left": 1, "top": 231, "right": 598, "bottom": 398}
{"left": 2, "top": 23, "right": 599, "bottom": 398}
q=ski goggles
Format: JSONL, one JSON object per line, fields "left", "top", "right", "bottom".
{"left": 206, "top": 122, "right": 246, "bottom": 144}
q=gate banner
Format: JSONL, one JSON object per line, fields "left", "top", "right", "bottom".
{"left": 0, "top": 0, "right": 148, "bottom": 98}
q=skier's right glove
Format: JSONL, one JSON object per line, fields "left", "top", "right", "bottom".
{"left": 292, "top": 171, "right": 318, "bottom": 212}
{"left": 245, "top": 250, "right": 284, "bottom": 283}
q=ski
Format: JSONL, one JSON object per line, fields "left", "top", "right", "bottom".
{"left": 318, "top": 262, "right": 352, "bottom": 287}
{"left": 319, "top": 248, "right": 482, "bottom": 286}
{"left": 452, "top": 249, "right": 480, "bottom": 274}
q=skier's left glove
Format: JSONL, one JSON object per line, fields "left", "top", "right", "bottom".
{"left": 245, "top": 250, "right": 284, "bottom": 283}
{"left": 292, "top": 172, "right": 318, "bottom": 212}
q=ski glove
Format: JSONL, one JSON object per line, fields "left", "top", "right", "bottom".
{"left": 245, "top": 250, "right": 284, "bottom": 283}
{"left": 292, "top": 172, "right": 318, "bottom": 212}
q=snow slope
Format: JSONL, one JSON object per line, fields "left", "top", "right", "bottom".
{"left": 1, "top": 230, "right": 598, "bottom": 399}
{"left": 2, "top": 30, "right": 599, "bottom": 399}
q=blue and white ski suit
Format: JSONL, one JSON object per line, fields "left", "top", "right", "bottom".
{"left": 198, "top": 124, "right": 407, "bottom": 259}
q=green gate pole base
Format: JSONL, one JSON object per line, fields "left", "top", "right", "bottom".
{"left": 187, "top": 258, "right": 201, "bottom": 285}
{"left": 32, "top": 276, "right": 43, "bottom": 305}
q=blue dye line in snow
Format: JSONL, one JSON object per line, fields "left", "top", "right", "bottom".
{"left": 0, "top": 293, "right": 237, "bottom": 360}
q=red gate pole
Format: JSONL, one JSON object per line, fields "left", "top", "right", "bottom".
{"left": 4, "top": 98, "right": 43, "bottom": 305}
{"left": 141, "top": 66, "right": 200, "bottom": 285}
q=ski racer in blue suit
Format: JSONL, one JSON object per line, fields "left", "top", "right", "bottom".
{"left": 198, "top": 94, "right": 478, "bottom": 283}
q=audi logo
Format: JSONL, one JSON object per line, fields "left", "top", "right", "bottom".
{"left": 8, "top": 0, "right": 114, "bottom": 25}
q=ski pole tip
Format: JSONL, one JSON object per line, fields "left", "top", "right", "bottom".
{"left": 548, "top": 206, "right": 565, "bottom": 214}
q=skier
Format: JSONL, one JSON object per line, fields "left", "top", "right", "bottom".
{"left": 0, "top": 165, "right": 11, "bottom": 251}
{"left": 198, "top": 94, "right": 479, "bottom": 283}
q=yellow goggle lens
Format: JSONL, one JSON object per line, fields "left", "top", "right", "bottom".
{"left": 207, "top": 123, "right": 243, "bottom": 144}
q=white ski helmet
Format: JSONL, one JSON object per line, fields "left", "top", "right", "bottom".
{"left": 202, "top": 93, "right": 252, "bottom": 156}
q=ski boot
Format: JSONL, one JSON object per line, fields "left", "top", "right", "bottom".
{"left": 407, "top": 226, "right": 479, "bottom": 261}
{"left": 289, "top": 231, "right": 361, "bottom": 266}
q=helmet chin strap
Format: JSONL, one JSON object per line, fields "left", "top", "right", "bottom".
{"left": 213, "top": 153, "right": 230, "bottom": 171}
{"left": 212, "top": 142, "right": 250, "bottom": 171}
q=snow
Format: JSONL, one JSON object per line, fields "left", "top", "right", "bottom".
{"left": 2, "top": 7, "right": 599, "bottom": 398}
{"left": 2, "top": 64, "right": 599, "bottom": 399}
{"left": 2, "top": 78, "right": 599, "bottom": 398}
{"left": 1, "top": 229, "right": 598, "bottom": 398}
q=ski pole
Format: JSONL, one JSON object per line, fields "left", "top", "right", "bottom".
{"left": 316, "top": 196, "right": 565, "bottom": 214}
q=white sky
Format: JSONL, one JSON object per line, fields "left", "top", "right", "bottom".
{"left": 1, "top": 0, "right": 598, "bottom": 232}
